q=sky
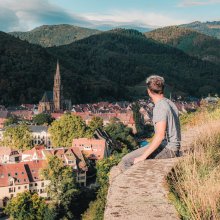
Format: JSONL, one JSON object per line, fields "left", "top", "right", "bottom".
{"left": 0, "top": 0, "right": 220, "bottom": 32}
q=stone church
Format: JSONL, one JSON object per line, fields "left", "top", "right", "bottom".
{"left": 38, "top": 61, "right": 71, "bottom": 113}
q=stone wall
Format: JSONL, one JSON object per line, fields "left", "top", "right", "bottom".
{"left": 104, "top": 156, "right": 180, "bottom": 220}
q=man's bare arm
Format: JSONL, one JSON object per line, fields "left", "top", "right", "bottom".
{"left": 133, "top": 121, "right": 166, "bottom": 164}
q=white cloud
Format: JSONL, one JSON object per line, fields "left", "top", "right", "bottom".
{"left": 83, "top": 10, "right": 187, "bottom": 28}
{"left": 179, "top": 0, "right": 220, "bottom": 7}
{"left": 0, "top": 0, "right": 90, "bottom": 32}
{"left": 0, "top": 0, "right": 188, "bottom": 32}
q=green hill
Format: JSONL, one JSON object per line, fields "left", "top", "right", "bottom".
{"left": 0, "top": 29, "right": 220, "bottom": 106}
{"left": 145, "top": 26, "right": 220, "bottom": 64}
{"left": 0, "top": 31, "right": 74, "bottom": 105}
{"left": 180, "top": 21, "right": 220, "bottom": 39}
{"left": 9, "top": 24, "right": 101, "bottom": 47}
{"left": 48, "top": 29, "right": 220, "bottom": 98}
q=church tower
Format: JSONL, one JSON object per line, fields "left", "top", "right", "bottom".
{"left": 53, "top": 60, "right": 63, "bottom": 112}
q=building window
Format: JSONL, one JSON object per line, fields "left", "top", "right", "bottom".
{"left": 35, "top": 183, "right": 37, "bottom": 186}
{"left": 24, "top": 186, "right": 27, "bottom": 189}
{"left": 41, "top": 182, "right": 44, "bottom": 187}
{"left": 18, "top": 187, "right": 21, "bottom": 190}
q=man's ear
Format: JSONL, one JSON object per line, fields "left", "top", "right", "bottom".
{"left": 147, "top": 89, "right": 152, "bottom": 97}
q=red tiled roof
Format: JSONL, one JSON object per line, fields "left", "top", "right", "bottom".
{"left": 22, "top": 146, "right": 46, "bottom": 160}
{"left": 72, "top": 138, "right": 106, "bottom": 160}
{"left": 0, "top": 160, "right": 47, "bottom": 187}
{"left": 0, "top": 163, "right": 30, "bottom": 187}
{"left": 51, "top": 112, "right": 64, "bottom": 119}
{"left": 25, "top": 160, "right": 47, "bottom": 182}
{"left": 10, "top": 110, "right": 33, "bottom": 120}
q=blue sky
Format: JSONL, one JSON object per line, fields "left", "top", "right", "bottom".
{"left": 0, "top": 0, "right": 220, "bottom": 32}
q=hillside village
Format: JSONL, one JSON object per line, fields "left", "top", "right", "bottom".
{"left": 0, "top": 2, "right": 220, "bottom": 218}
{"left": 0, "top": 62, "right": 206, "bottom": 215}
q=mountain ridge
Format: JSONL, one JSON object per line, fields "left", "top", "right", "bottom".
{"left": 145, "top": 26, "right": 220, "bottom": 64}
{"left": 1, "top": 29, "right": 220, "bottom": 106}
{"left": 9, "top": 24, "right": 101, "bottom": 47}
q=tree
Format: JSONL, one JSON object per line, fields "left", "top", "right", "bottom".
{"left": 48, "top": 114, "right": 86, "bottom": 147}
{"left": 3, "top": 116, "right": 18, "bottom": 126}
{"left": 82, "top": 151, "right": 128, "bottom": 220}
{"left": 132, "top": 102, "right": 144, "bottom": 133}
{"left": 33, "top": 113, "right": 53, "bottom": 125}
{"left": 2, "top": 124, "right": 32, "bottom": 150}
{"left": 4, "top": 191, "right": 48, "bottom": 220}
{"left": 104, "top": 119, "right": 137, "bottom": 151}
{"left": 41, "top": 155, "right": 78, "bottom": 219}
{"left": 87, "top": 116, "right": 104, "bottom": 137}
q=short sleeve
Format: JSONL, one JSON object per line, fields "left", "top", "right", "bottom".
{"left": 153, "top": 104, "right": 168, "bottom": 124}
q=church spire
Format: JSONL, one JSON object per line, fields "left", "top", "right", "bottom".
{"left": 54, "top": 60, "right": 61, "bottom": 84}
{"left": 53, "top": 60, "right": 63, "bottom": 112}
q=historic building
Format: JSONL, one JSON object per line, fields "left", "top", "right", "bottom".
{"left": 38, "top": 61, "right": 67, "bottom": 113}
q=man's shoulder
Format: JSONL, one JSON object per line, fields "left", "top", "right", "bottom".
{"left": 155, "top": 98, "right": 170, "bottom": 110}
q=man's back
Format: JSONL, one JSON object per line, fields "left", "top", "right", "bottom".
{"left": 153, "top": 98, "right": 181, "bottom": 149}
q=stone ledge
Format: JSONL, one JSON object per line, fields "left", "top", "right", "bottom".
{"left": 104, "top": 158, "right": 179, "bottom": 220}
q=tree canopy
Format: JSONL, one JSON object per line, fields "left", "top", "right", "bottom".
{"left": 41, "top": 155, "right": 78, "bottom": 219}
{"left": 32, "top": 113, "right": 53, "bottom": 125}
{"left": 104, "top": 118, "right": 138, "bottom": 151}
{"left": 48, "top": 114, "right": 86, "bottom": 147}
{"left": 4, "top": 191, "right": 48, "bottom": 220}
{"left": 2, "top": 124, "right": 32, "bottom": 150}
{"left": 87, "top": 116, "right": 104, "bottom": 137}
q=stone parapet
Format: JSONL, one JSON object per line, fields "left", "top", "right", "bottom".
{"left": 104, "top": 158, "right": 179, "bottom": 220}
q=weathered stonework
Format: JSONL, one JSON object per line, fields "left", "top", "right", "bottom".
{"left": 104, "top": 158, "right": 179, "bottom": 220}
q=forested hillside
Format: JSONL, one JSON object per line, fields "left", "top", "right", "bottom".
{"left": 145, "top": 26, "right": 220, "bottom": 64}
{"left": 180, "top": 21, "right": 220, "bottom": 39}
{"left": 0, "top": 29, "right": 220, "bottom": 106}
{"left": 48, "top": 29, "right": 220, "bottom": 98}
{"left": 9, "top": 24, "right": 101, "bottom": 47}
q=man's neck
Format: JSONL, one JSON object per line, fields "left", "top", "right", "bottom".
{"left": 152, "top": 94, "right": 164, "bottom": 104}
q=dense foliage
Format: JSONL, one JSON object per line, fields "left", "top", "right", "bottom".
{"left": 87, "top": 116, "right": 104, "bottom": 135}
{"left": 2, "top": 124, "right": 32, "bottom": 150}
{"left": 104, "top": 117, "right": 138, "bottom": 151}
{"left": 48, "top": 114, "right": 87, "bottom": 147}
{"left": 145, "top": 26, "right": 220, "bottom": 64}
{"left": 1, "top": 28, "right": 220, "bottom": 106}
{"left": 4, "top": 191, "right": 48, "bottom": 220}
{"left": 10, "top": 24, "right": 101, "bottom": 47}
{"left": 32, "top": 113, "right": 54, "bottom": 125}
{"left": 41, "top": 156, "right": 78, "bottom": 219}
{"left": 49, "top": 29, "right": 220, "bottom": 98}
{"left": 82, "top": 152, "right": 128, "bottom": 220}
{"left": 3, "top": 116, "right": 18, "bottom": 126}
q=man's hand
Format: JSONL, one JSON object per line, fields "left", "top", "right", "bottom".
{"left": 133, "top": 155, "right": 146, "bottom": 165}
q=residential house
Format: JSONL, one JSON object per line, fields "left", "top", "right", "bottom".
{"left": 72, "top": 138, "right": 110, "bottom": 160}
{"left": 29, "top": 125, "right": 51, "bottom": 147}
{"left": 0, "top": 147, "right": 21, "bottom": 164}
{"left": 0, "top": 161, "right": 49, "bottom": 208}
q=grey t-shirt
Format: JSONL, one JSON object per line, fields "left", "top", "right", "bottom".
{"left": 153, "top": 98, "right": 181, "bottom": 149}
